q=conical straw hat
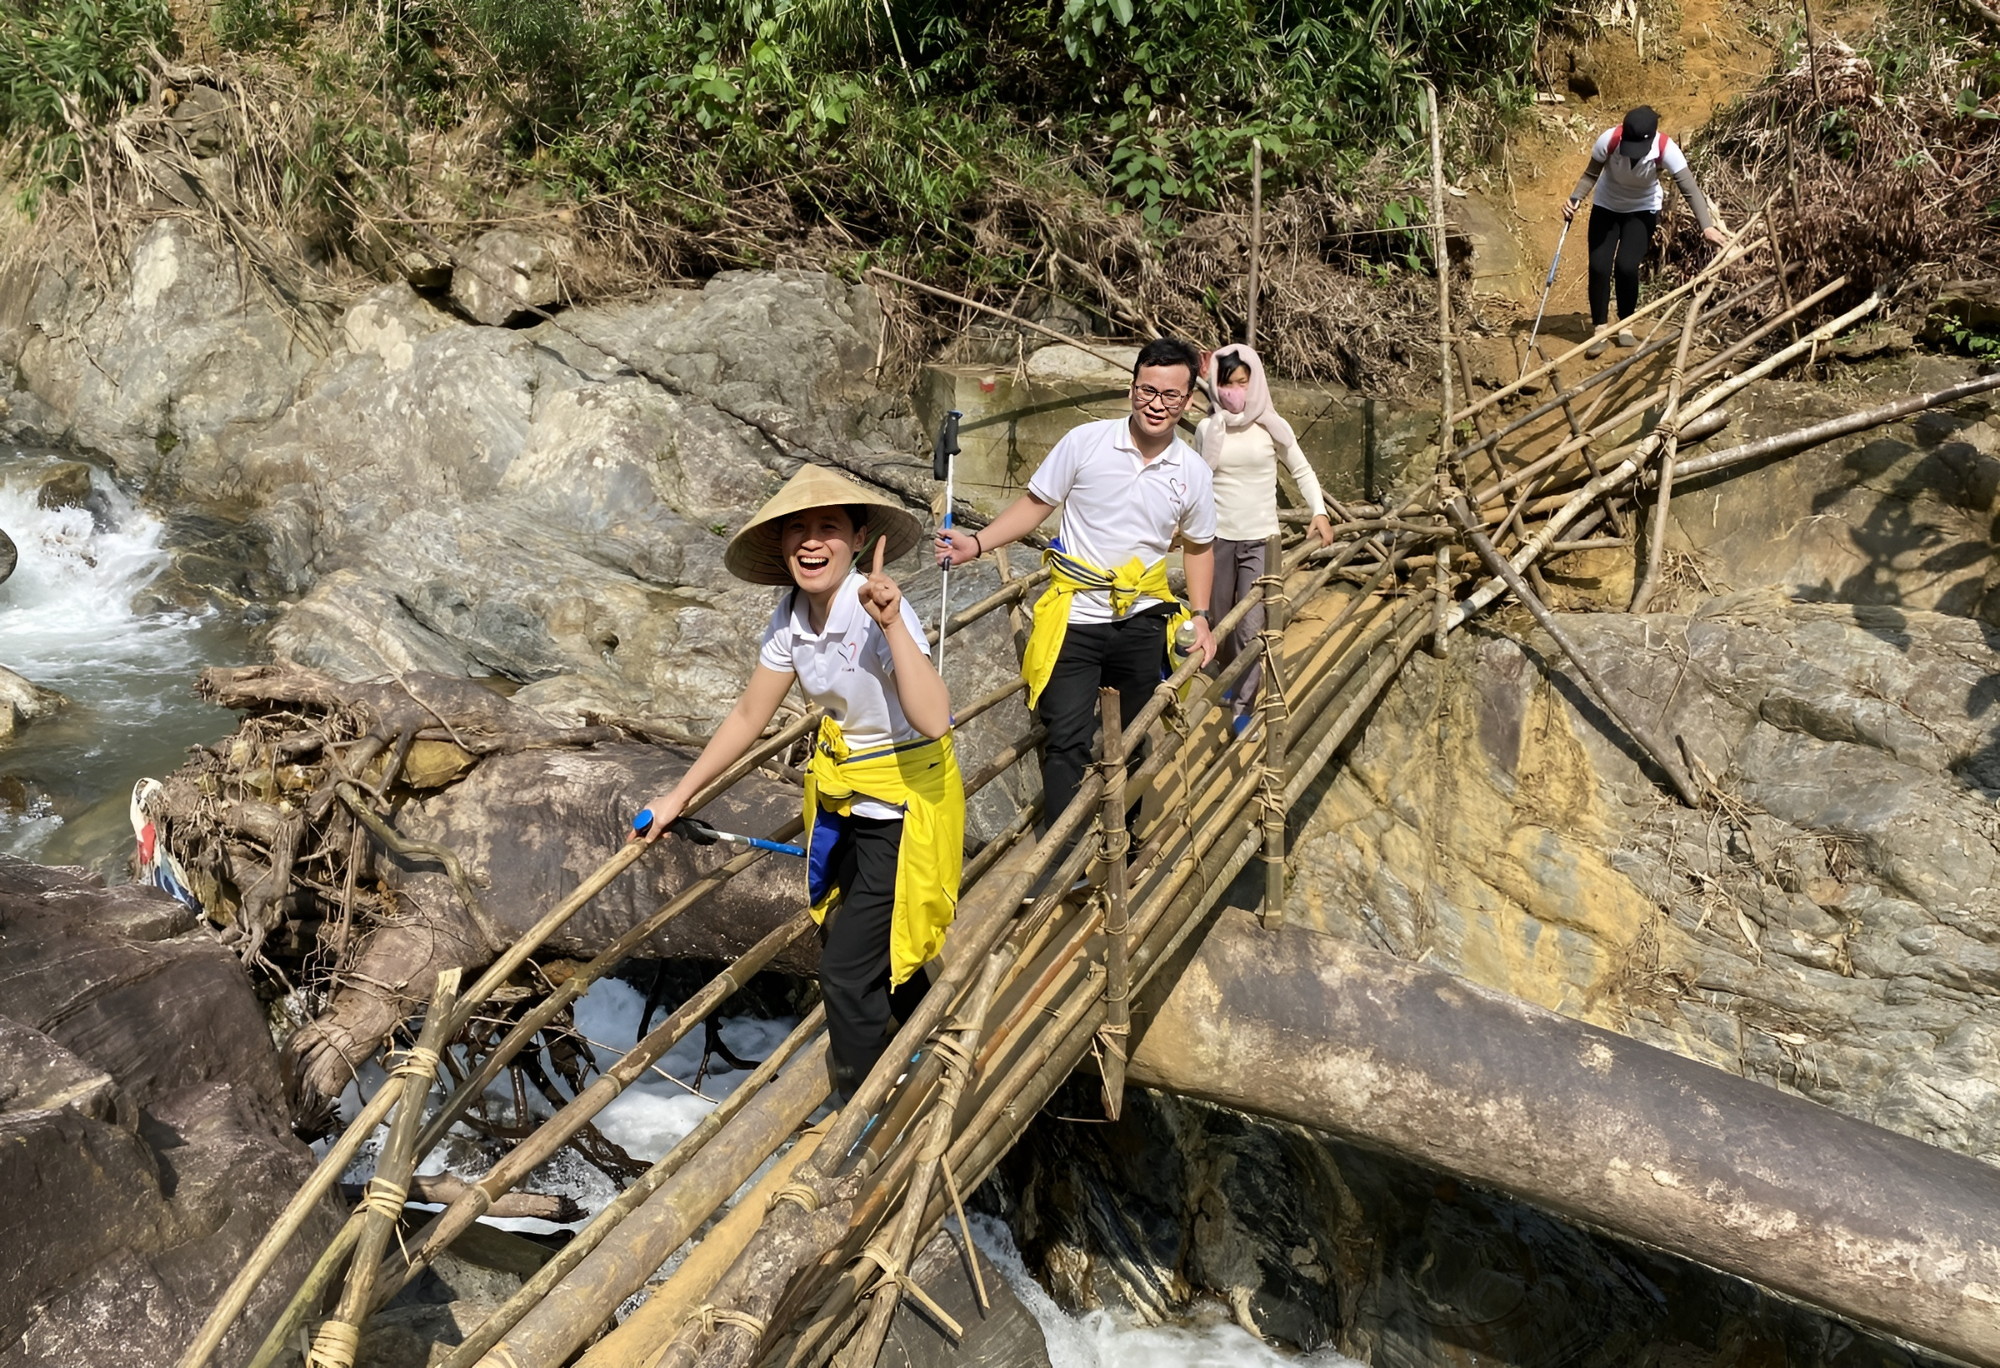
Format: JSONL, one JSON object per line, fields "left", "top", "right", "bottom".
{"left": 724, "top": 465, "right": 927, "bottom": 587}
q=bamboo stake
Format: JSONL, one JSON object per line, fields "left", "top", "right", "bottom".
{"left": 1247, "top": 138, "right": 1263, "bottom": 347}
{"left": 837, "top": 953, "right": 1010, "bottom": 1366}
{"left": 306, "top": 969, "right": 463, "bottom": 1368}
{"left": 1097, "top": 688, "right": 1132, "bottom": 1117}
{"left": 1258, "top": 532, "right": 1291, "bottom": 927}
{"left": 178, "top": 960, "right": 481, "bottom": 1368}
{"left": 1427, "top": 82, "right": 1454, "bottom": 437}
{"left": 1630, "top": 280, "right": 1717, "bottom": 613}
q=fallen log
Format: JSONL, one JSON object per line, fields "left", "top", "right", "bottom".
{"left": 1127, "top": 909, "right": 2000, "bottom": 1368}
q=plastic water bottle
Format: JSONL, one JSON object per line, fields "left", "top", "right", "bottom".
{"left": 1174, "top": 619, "right": 1200, "bottom": 655}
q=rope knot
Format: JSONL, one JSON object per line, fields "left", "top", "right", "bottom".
{"left": 359, "top": 1177, "right": 409, "bottom": 1219}
{"left": 306, "top": 1319, "right": 360, "bottom": 1368}
{"left": 860, "top": 1243, "right": 966, "bottom": 1339}
{"left": 770, "top": 1180, "right": 823, "bottom": 1215}
{"left": 391, "top": 1045, "right": 441, "bottom": 1081}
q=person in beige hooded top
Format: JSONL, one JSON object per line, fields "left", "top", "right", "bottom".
{"left": 1194, "top": 345, "right": 1334, "bottom": 732}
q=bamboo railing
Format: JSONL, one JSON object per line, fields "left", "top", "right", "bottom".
{"left": 177, "top": 227, "right": 2000, "bottom": 1368}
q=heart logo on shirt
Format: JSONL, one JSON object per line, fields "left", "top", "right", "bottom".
{"left": 840, "top": 639, "right": 862, "bottom": 669}
{"left": 1168, "top": 477, "right": 1187, "bottom": 501}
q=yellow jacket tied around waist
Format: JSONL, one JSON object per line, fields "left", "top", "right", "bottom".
{"left": 802, "top": 716, "right": 964, "bottom": 986}
{"left": 1021, "top": 549, "right": 1192, "bottom": 709}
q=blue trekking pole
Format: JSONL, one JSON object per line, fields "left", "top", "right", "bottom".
{"left": 932, "top": 409, "right": 962, "bottom": 673}
{"left": 1521, "top": 215, "right": 1574, "bottom": 380}
{"left": 632, "top": 810, "right": 805, "bottom": 857}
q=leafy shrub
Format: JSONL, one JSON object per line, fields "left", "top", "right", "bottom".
{"left": 0, "top": 0, "right": 172, "bottom": 185}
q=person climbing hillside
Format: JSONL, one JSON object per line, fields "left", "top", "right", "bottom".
{"left": 934, "top": 337, "right": 1218, "bottom": 854}
{"left": 633, "top": 466, "right": 963, "bottom": 1103}
{"left": 1564, "top": 105, "right": 1728, "bottom": 357}
{"left": 1194, "top": 344, "right": 1333, "bottom": 735}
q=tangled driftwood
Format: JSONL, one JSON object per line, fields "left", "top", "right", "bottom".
{"left": 150, "top": 664, "right": 811, "bottom": 1107}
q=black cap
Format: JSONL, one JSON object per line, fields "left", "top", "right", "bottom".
{"left": 1621, "top": 106, "right": 1659, "bottom": 157}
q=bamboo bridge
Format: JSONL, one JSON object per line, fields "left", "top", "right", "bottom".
{"left": 176, "top": 228, "right": 2000, "bottom": 1368}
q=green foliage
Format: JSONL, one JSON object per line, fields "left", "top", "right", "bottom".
{"left": 1929, "top": 312, "right": 2000, "bottom": 360}
{"left": 0, "top": 0, "right": 171, "bottom": 184}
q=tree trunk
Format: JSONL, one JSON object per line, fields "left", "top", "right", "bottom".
{"left": 1128, "top": 909, "right": 2000, "bottom": 1368}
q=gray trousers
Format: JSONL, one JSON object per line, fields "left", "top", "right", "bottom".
{"left": 1210, "top": 536, "right": 1266, "bottom": 708}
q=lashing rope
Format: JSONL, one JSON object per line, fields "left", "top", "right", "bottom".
{"left": 858, "top": 1242, "right": 965, "bottom": 1339}
{"left": 358, "top": 1177, "right": 409, "bottom": 1220}
{"left": 769, "top": 1180, "right": 823, "bottom": 1215}
{"left": 305, "top": 1319, "right": 359, "bottom": 1368}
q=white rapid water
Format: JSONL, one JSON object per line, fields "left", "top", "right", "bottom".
{"left": 332, "top": 974, "right": 1361, "bottom": 1367}
{"left": 0, "top": 447, "right": 247, "bottom": 873}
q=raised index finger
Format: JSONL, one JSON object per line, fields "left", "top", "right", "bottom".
{"left": 873, "top": 536, "right": 886, "bottom": 575}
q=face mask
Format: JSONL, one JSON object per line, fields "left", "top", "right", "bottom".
{"left": 1218, "top": 384, "right": 1250, "bottom": 414}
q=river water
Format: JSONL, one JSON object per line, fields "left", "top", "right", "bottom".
{"left": 0, "top": 446, "right": 249, "bottom": 875}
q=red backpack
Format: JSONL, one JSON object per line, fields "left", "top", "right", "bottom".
{"left": 1606, "top": 126, "right": 1668, "bottom": 162}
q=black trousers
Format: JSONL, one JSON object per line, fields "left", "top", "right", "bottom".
{"left": 1587, "top": 206, "right": 1659, "bottom": 327}
{"left": 1037, "top": 611, "right": 1168, "bottom": 835}
{"left": 816, "top": 814, "right": 929, "bottom": 1102}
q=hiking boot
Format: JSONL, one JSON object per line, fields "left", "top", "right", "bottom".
{"left": 1616, "top": 328, "right": 1638, "bottom": 349}
{"left": 1584, "top": 335, "right": 1610, "bottom": 360}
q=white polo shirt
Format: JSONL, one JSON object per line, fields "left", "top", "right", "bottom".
{"left": 759, "top": 572, "right": 929, "bottom": 820}
{"left": 1027, "top": 418, "right": 1217, "bottom": 625}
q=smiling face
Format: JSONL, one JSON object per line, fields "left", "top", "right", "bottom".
{"left": 1129, "top": 360, "right": 1195, "bottom": 441}
{"left": 779, "top": 504, "right": 864, "bottom": 597}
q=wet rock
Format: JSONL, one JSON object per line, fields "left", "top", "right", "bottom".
{"left": 34, "top": 458, "right": 92, "bottom": 510}
{"left": 879, "top": 1230, "right": 1051, "bottom": 1368}
{"left": 0, "top": 856, "right": 342, "bottom": 1367}
{"left": 450, "top": 229, "right": 561, "bottom": 327}
{"left": 1284, "top": 591, "right": 2000, "bottom": 1164}
{"left": 0, "top": 664, "right": 66, "bottom": 740}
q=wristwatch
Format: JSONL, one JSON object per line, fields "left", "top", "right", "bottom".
{"left": 1190, "top": 608, "right": 1210, "bottom": 621}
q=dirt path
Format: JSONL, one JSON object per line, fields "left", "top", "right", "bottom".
{"left": 1492, "top": 0, "right": 1881, "bottom": 350}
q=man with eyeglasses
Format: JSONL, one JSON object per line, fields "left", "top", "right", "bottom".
{"left": 936, "top": 336, "right": 1217, "bottom": 842}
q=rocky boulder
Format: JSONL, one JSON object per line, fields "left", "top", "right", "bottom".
{"left": 0, "top": 221, "right": 939, "bottom": 737}
{"left": 1285, "top": 589, "right": 2000, "bottom": 1164}
{"left": 0, "top": 666, "right": 65, "bottom": 740}
{"left": 0, "top": 856, "right": 343, "bottom": 1367}
{"left": 449, "top": 229, "right": 562, "bottom": 326}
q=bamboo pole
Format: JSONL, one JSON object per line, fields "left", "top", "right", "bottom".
{"left": 1445, "top": 494, "right": 1701, "bottom": 806}
{"left": 470, "top": 1037, "right": 833, "bottom": 1368}
{"left": 836, "top": 953, "right": 1009, "bottom": 1366}
{"left": 178, "top": 957, "right": 484, "bottom": 1368}
{"left": 865, "top": 266, "right": 1133, "bottom": 372}
{"left": 1097, "top": 688, "right": 1132, "bottom": 1118}
{"left": 573, "top": 1120, "right": 830, "bottom": 1368}
{"left": 1427, "top": 82, "right": 1454, "bottom": 436}
{"left": 382, "top": 913, "right": 816, "bottom": 1305}
{"left": 1247, "top": 138, "right": 1263, "bottom": 347}
{"left": 1258, "top": 531, "right": 1290, "bottom": 926}
{"left": 1629, "top": 280, "right": 1717, "bottom": 613}
{"left": 1467, "top": 275, "right": 1858, "bottom": 513}
{"left": 305, "top": 969, "right": 463, "bottom": 1368}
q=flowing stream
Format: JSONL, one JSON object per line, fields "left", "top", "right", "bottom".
{"left": 0, "top": 446, "right": 249, "bottom": 875}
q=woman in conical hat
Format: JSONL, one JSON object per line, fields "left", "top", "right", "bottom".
{"left": 636, "top": 465, "right": 962, "bottom": 1102}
